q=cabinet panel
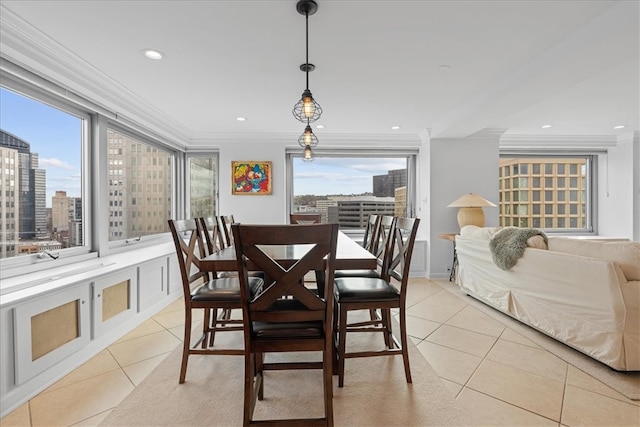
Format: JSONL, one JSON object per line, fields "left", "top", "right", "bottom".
{"left": 13, "top": 285, "right": 91, "bottom": 385}
{"left": 93, "top": 268, "right": 138, "bottom": 338}
{"left": 138, "top": 258, "right": 166, "bottom": 312}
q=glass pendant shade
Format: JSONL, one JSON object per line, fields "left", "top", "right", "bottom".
{"left": 293, "top": 89, "right": 322, "bottom": 123}
{"left": 298, "top": 124, "right": 319, "bottom": 148}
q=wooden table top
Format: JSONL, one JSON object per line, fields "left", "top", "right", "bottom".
{"left": 200, "top": 231, "right": 377, "bottom": 272}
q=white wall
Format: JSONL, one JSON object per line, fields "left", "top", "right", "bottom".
{"left": 425, "top": 129, "right": 502, "bottom": 278}
{"left": 598, "top": 132, "right": 639, "bottom": 240}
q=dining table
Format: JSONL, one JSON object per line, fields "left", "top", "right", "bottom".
{"left": 199, "top": 230, "right": 377, "bottom": 273}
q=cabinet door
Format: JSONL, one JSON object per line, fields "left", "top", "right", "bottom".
{"left": 138, "top": 258, "right": 167, "bottom": 312}
{"left": 93, "top": 268, "right": 138, "bottom": 338}
{"left": 13, "top": 285, "right": 91, "bottom": 385}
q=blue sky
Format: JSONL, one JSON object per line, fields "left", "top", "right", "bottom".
{"left": 1, "top": 87, "right": 406, "bottom": 202}
{"left": 0, "top": 88, "right": 82, "bottom": 207}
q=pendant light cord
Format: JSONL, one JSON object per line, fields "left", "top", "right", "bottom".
{"left": 305, "top": 11, "right": 310, "bottom": 90}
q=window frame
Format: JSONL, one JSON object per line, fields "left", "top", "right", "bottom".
{"left": 286, "top": 147, "right": 418, "bottom": 237}
{"left": 185, "top": 150, "right": 220, "bottom": 220}
{"left": 0, "top": 74, "right": 93, "bottom": 271}
{"left": 499, "top": 151, "right": 598, "bottom": 235}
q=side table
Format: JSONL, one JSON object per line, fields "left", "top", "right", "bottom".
{"left": 438, "top": 233, "right": 458, "bottom": 282}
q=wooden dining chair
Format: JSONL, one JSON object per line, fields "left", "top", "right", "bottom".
{"left": 232, "top": 223, "right": 339, "bottom": 427}
{"left": 362, "top": 213, "right": 382, "bottom": 254}
{"left": 289, "top": 212, "right": 322, "bottom": 224}
{"left": 198, "top": 216, "right": 226, "bottom": 256}
{"left": 168, "top": 219, "right": 263, "bottom": 384}
{"left": 333, "top": 216, "right": 420, "bottom": 387}
{"left": 334, "top": 215, "right": 393, "bottom": 279}
{"left": 217, "top": 214, "right": 235, "bottom": 248}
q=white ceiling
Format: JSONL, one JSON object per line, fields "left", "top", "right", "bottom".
{"left": 1, "top": 0, "right": 638, "bottom": 145}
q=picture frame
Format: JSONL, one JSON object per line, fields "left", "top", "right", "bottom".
{"left": 231, "top": 161, "right": 272, "bottom": 195}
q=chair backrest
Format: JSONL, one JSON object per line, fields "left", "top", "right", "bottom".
{"left": 289, "top": 213, "right": 322, "bottom": 224}
{"left": 197, "top": 216, "right": 225, "bottom": 256}
{"left": 168, "top": 219, "right": 209, "bottom": 298}
{"left": 387, "top": 217, "right": 420, "bottom": 292}
{"left": 232, "top": 223, "right": 338, "bottom": 333}
{"left": 362, "top": 214, "right": 381, "bottom": 254}
{"left": 373, "top": 215, "right": 396, "bottom": 275}
{"left": 217, "top": 215, "right": 235, "bottom": 248}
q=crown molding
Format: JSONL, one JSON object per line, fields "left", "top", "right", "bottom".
{"left": 0, "top": 5, "right": 192, "bottom": 145}
{"left": 500, "top": 134, "right": 619, "bottom": 150}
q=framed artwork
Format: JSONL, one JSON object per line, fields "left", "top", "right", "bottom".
{"left": 232, "top": 161, "right": 272, "bottom": 195}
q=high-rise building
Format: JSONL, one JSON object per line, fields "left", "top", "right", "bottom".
{"left": 0, "top": 143, "right": 20, "bottom": 258}
{"left": 498, "top": 158, "right": 587, "bottom": 229}
{"left": 373, "top": 168, "right": 407, "bottom": 197}
{"left": 328, "top": 197, "right": 395, "bottom": 228}
{"left": 1, "top": 130, "right": 47, "bottom": 243}
{"left": 52, "top": 191, "right": 70, "bottom": 231}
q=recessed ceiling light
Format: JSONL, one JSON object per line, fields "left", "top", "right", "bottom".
{"left": 236, "top": 117, "right": 246, "bottom": 122}
{"left": 315, "top": 124, "right": 324, "bottom": 129}
{"left": 613, "top": 125, "right": 626, "bottom": 129}
{"left": 437, "top": 65, "right": 451, "bottom": 71}
{"left": 391, "top": 126, "right": 401, "bottom": 130}
{"left": 142, "top": 49, "right": 164, "bottom": 60}
{"left": 541, "top": 124, "right": 552, "bottom": 129}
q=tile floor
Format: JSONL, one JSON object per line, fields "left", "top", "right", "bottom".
{"left": 2, "top": 278, "right": 639, "bottom": 426}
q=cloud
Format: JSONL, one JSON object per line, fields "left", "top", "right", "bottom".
{"left": 39, "top": 158, "right": 75, "bottom": 170}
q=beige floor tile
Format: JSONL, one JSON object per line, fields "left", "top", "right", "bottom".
{"left": 0, "top": 402, "right": 30, "bottom": 426}
{"left": 566, "top": 366, "right": 640, "bottom": 406}
{"left": 112, "top": 318, "right": 165, "bottom": 344}
{"left": 415, "top": 340, "right": 483, "bottom": 385}
{"left": 43, "top": 350, "right": 120, "bottom": 394}
{"left": 70, "top": 409, "right": 112, "bottom": 426}
{"left": 405, "top": 279, "right": 443, "bottom": 307}
{"left": 467, "top": 359, "right": 564, "bottom": 422}
{"left": 561, "top": 385, "right": 640, "bottom": 426}
{"left": 29, "top": 370, "right": 134, "bottom": 427}
{"left": 155, "top": 297, "right": 184, "bottom": 315}
{"left": 122, "top": 352, "right": 172, "bottom": 386}
{"left": 107, "top": 330, "right": 180, "bottom": 367}
{"left": 406, "top": 289, "right": 467, "bottom": 323}
{"left": 457, "top": 388, "right": 558, "bottom": 426}
{"left": 445, "top": 305, "right": 506, "bottom": 337}
{"left": 404, "top": 314, "right": 441, "bottom": 340}
{"left": 152, "top": 307, "right": 194, "bottom": 330}
{"left": 499, "top": 327, "right": 542, "bottom": 348}
{"left": 487, "top": 339, "right": 567, "bottom": 382}
{"left": 439, "top": 377, "right": 464, "bottom": 398}
{"left": 426, "top": 324, "right": 498, "bottom": 358}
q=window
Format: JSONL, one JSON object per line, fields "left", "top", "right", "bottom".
{"left": 0, "top": 86, "right": 86, "bottom": 260}
{"left": 188, "top": 155, "right": 218, "bottom": 219}
{"left": 287, "top": 151, "right": 416, "bottom": 230}
{"left": 499, "top": 155, "right": 594, "bottom": 233}
{"left": 106, "top": 129, "right": 172, "bottom": 242}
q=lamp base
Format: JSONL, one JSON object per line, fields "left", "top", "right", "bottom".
{"left": 457, "top": 207, "right": 485, "bottom": 228}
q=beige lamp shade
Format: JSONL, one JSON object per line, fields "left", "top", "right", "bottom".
{"left": 447, "top": 193, "right": 496, "bottom": 228}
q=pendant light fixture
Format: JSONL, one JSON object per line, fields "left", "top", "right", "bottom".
{"left": 302, "top": 144, "right": 315, "bottom": 162}
{"left": 292, "top": 0, "right": 322, "bottom": 123}
{"left": 298, "top": 120, "right": 319, "bottom": 148}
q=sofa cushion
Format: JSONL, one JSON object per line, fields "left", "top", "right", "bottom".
{"left": 548, "top": 237, "right": 640, "bottom": 280}
{"left": 460, "top": 225, "right": 501, "bottom": 240}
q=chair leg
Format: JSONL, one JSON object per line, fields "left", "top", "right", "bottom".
{"left": 399, "top": 307, "right": 412, "bottom": 383}
{"left": 179, "top": 308, "right": 192, "bottom": 384}
{"left": 206, "top": 308, "right": 215, "bottom": 348}
{"left": 338, "top": 304, "right": 348, "bottom": 388}
{"left": 323, "top": 346, "right": 334, "bottom": 426}
{"left": 332, "top": 299, "right": 339, "bottom": 375}
{"left": 380, "top": 309, "right": 392, "bottom": 348}
{"left": 243, "top": 352, "right": 254, "bottom": 427}
{"left": 256, "top": 352, "right": 264, "bottom": 400}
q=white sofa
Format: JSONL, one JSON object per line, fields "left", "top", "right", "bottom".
{"left": 455, "top": 225, "right": 640, "bottom": 371}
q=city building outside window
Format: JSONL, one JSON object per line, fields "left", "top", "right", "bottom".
{"left": 0, "top": 86, "right": 85, "bottom": 260}
{"left": 498, "top": 155, "right": 594, "bottom": 232}
{"left": 107, "top": 129, "right": 172, "bottom": 242}
{"left": 287, "top": 152, "right": 416, "bottom": 231}
{"left": 188, "top": 155, "right": 218, "bottom": 219}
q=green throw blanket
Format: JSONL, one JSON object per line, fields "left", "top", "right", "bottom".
{"left": 489, "top": 227, "right": 547, "bottom": 271}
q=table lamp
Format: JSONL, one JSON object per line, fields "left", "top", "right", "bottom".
{"left": 447, "top": 193, "right": 496, "bottom": 228}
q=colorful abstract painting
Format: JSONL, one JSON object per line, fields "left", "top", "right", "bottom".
{"left": 231, "top": 161, "right": 272, "bottom": 195}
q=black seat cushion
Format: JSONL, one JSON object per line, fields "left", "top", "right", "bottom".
{"left": 252, "top": 320, "right": 323, "bottom": 339}
{"left": 191, "top": 276, "right": 263, "bottom": 302}
{"left": 334, "top": 269, "right": 380, "bottom": 279}
{"left": 334, "top": 277, "right": 399, "bottom": 302}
